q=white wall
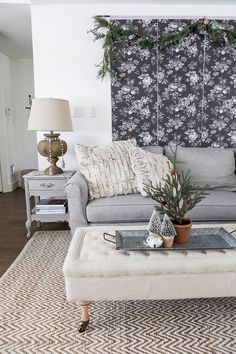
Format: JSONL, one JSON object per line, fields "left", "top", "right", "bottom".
{"left": 11, "top": 58, "right": 38, "bottom": 173}
{"left": 0, "top": 52, "right": 18, "bottom": 192}
{"left": 0, "top": 55, "right": 37, "bottom": 192}
{"left": 31, "top": 3, "right": 236, "bottom": 171}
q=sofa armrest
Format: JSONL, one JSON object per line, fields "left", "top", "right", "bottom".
{"left": 65, "top": 171, "right": 89, "bottom": 234}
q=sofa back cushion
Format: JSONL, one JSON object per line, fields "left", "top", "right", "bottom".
{"left": 142, "top": 146, "right": 164, "bottom": 154}
{"left": 164, "top": 146, "right": 236, "bottom": 190}
{"left": 75, "top": 139, "right": 137, "bottom": 200}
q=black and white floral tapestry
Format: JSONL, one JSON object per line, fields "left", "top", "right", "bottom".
{"left": 111, "top": 19, "right": 236, "bottom": 147}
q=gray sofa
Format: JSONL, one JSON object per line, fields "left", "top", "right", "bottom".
{"left": 65, "top": 145, "right": 236, "bottom": 235}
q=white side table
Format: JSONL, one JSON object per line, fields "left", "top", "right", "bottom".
{"left": 23, "top": 170, "right": 75, "bottom": 238}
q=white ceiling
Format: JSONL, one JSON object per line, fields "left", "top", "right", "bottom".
{"left": 2, "top": 0, "right": 236, "bottom": 4}
{"left": 0, "top": 4, "right": 32, "bottom": 58}
{"left": 29, "top": 0, "right": 236, "bottom": 3}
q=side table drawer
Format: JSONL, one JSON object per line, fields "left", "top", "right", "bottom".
{"left": 28, "top": 179, "right": 66, "bottom": 192}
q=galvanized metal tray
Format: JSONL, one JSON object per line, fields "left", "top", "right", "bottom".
{"left": 107, "top": 227, "right": 236, "bottom": 251}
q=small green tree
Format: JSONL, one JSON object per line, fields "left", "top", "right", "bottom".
{"left": 147, "top": 210, "right": 162, "bottom": 234}
{"left": 161, "top": 214, "right": 176, "bottom": 237}
{"left": 145, "top": 147, "right": 208, "bottom": 225}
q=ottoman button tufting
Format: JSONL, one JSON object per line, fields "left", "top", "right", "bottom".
{"left": 122, "top": 251, "right": 130, "bottom": 256}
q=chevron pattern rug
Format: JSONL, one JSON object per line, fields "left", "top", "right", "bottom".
{"left": 1, "top": 230, "right": 236, "bottom": 354}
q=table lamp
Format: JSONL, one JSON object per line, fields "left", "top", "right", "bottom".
{"left": 28, "top": 98, "right": 73, "bottom": 175}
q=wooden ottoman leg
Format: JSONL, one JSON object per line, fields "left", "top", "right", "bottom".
{"left": 78, "top": 301, "right": 92, "bottom": 333}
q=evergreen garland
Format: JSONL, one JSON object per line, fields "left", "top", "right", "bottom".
{"left": 89, "top": 17, "right": 236, "bottom": 79}
{"left": 88, "top": 16, "right": 138, "bottom": 79}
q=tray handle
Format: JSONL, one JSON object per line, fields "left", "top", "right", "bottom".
{"left": 103, "top": 232, "right": 116, "bottom": 244}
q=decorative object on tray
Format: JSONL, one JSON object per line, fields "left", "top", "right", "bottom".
{"left": 144, "top": 233, "right": 163, "bottom": 248}
{"left": 147, "top": 210, "right": 162, "bottom": 234}
{"left": 145, "top": 210, "right": 163, "bottom": 248}
{"left": 89, "top": 16, "right": 236, "bottom": 79}
{"left": 146, "top": 211, "right": 175, "bottom": 248}
{"left": 114, "top": 227, "right": 236, "bottom": 251}
{"left": 160, "top": 214, "right": 176, "bottom": 248}
{"left": 145, "top": 146, "right": 208, "bottom": 244}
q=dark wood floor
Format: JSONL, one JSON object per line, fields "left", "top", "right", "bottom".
{"left": 0, "top": 188, "right": 69, "bottom": 277}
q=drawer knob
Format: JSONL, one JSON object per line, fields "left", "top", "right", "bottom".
{"left": 40, "top": 182, "right": 55, "bottom": 188}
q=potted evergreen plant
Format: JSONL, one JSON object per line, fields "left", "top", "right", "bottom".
{"left": 145, "top": 148, "right": 208, "bottom": 243}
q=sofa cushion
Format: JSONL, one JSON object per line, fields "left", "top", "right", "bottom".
{"left": 86, "top": 191, "right": 236, "bottom": 223}
{"left": 129, "top": 146, "right": 173, "bottom": 196}
{"left": 87, "top": 194, "right": 156, "bottom": 223}
{"left": 165, "top": 146, "right": 236, "bottom": 191}
{"left": 74, "top": 139, "right": 137, "bottom": 200}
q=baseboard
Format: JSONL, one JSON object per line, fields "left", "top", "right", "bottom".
{"left": 4, "top": 178, "right": 20, "bottom": 193}
{"left": 11, "top": 179, "right": 20, "bottom": 190}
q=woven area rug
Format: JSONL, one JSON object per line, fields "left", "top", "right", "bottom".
{"left": 1, "top": 230, "right": 236, "bottom": 354}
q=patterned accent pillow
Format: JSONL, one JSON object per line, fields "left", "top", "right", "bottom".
{"left": 75, "top": 139, "right": 138, "bottom": 200}
{"left": 129, "top": 146, "right": 173, "bottom": 197}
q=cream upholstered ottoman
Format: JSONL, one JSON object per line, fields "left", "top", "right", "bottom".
{"left": 63, "top": 225, "right": 236, "bottom": 332}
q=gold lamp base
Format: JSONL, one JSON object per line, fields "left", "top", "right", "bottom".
{"left": 44, "top": 157, "right": 63, "bottom": 175}
{"left": 37, "top": 132, "right": 67, "bottom": 175}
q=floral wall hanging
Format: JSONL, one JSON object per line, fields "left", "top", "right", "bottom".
{"left": 91, "top": 18, "right": 236, "bottom": 147}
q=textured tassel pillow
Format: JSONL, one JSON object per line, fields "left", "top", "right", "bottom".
{"left": 129, "top": 146, "right": 173, "bottom": 197}
{"left": 75, "top": 139, "right": 138, "bottom": 200}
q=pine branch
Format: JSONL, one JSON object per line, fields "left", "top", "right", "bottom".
{"left": 89, "top": 16, "right": 236, "bottom": 79}
{"left": 144, "top": 146, "right": 209, "bottom": 223}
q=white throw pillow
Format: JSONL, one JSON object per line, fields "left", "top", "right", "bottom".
{"left": 129, "top": 146, "right": 173, "bottom": 197}
{"left": 75, "top": 139, "right": 138, "bottom": 200}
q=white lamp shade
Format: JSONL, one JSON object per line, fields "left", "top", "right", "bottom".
{"left": 28, "top": 98, "right": 73, "bottom": 132}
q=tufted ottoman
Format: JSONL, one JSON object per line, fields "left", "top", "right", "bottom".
{"left": 63, "top": 225, "right": 236, "bottom": 332}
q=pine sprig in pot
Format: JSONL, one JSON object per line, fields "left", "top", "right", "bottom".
{"left": 144, "top": 148, "right": 209, "bottom": 226}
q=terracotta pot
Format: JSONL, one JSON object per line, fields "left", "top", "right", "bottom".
{"left": 173, "top": 219, "right": 192, "bottom": 244}
{"left": 162, "top": 236, "right": 175, "bottom": 248}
